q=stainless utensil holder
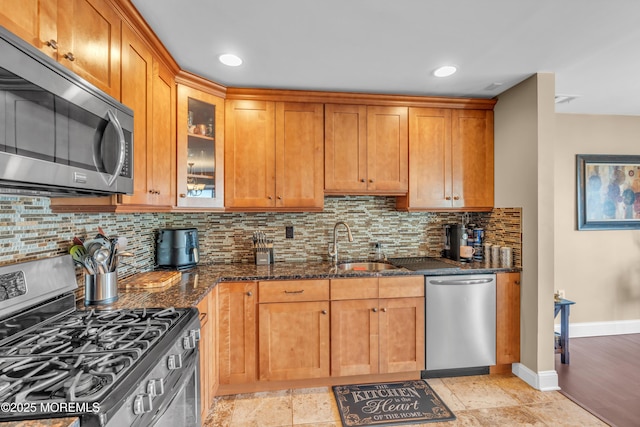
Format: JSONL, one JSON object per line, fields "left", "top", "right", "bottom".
{"left": 85, "top": 271, "right": 118, "bottom": 305}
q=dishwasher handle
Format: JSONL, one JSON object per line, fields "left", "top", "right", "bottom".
{"left": 429, "top": 278, "right": 494, "bottom": 286}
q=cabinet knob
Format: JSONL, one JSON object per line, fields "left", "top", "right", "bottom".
{"left": 321, "top": 310, "right": 327, "bottom": 315}
{"left": 515, "top": 280, "right": 521, "bottom": 285}
{"left": 445, "top": 196, "right": 451, "bottom": 200}
{"left": 268, "top": 196, "right": 273, "bottom": 200}
{"left": 246, "top": 291, "right": 252, "bottom": 297}
{"left": 369, "top": 179, "right": 374, "bottom": 183}
{"left": 360, "top": 179, "right": 366, "bottom": 183}
{"left": 180, "top": 194, "right": 186, "bottom": 198}
{"left": 63, "top": 52, "right": 75, "bottom": 62}
{"left": 277, "top": 196, "right": 282, "bottom": 200}
{"left": 149, "top": 190, "right": 154, "bottom": 194}
{"left": 453, "top": 195, "right": 460, "bottom": 200}
{"left": 372, "top": 308, "right": 378, "bottom": 313}
{"left": 45, "top": 39, "right": 58, "bottom": 50}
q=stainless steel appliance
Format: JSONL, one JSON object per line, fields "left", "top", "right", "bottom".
{"left": 0, "top": 26, "right": 133, "bottom": 197}
{"left": 425, "top": 274, "right": 496, "bottom": 377}
{"left": 0, "top": 256, "right": 200, "bottom": 426}
{"left": 156, "top": 228, "right": 200, "bottom": 270}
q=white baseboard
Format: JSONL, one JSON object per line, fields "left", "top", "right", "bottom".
{"left": 512, "top": 363, "right": 559, "bottom": 391}
{"left": 554, "top": 319, "right": 640, "bottom": 338}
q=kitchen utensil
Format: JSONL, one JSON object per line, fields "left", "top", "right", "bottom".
{"left": 73, "top": 236, "right": 84, "bottom": 246}
{"left": 93, "top": 248, "right": 111, "bottom": 274}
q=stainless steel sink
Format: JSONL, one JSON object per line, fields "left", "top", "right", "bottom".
{"left": 337, "top": 261, "right": 398, "bottom": 271}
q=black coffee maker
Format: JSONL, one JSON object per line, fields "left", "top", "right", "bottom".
{"left": 443, "top": 224, "right": 467, "bottom": 261}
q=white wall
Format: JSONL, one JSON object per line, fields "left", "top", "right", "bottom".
{"left": 555, "top": 114, "right": 640, "bottom": 331}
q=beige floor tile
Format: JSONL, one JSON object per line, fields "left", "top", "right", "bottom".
{"left": 524, "top": 400, "right": 609, "bottom": 427}
{"left": 229, "top": 389, "right": 293, "bottom": 427}
{"left": 469, "top": 406, "right": 547, "bottom": 426}
{"left": 440, "top": 375, "right": 520, "bottom": 410}
{"left": 292, "top": 387, "right": 341, "bottom": 425}
{"left": 426, "top": 378, "right": 466, "bottom": 412}
{"left": 412, "top": 410, "right": 483, "bottom": 426}
{"left": 491, "top": 374, "right": 566, "bottom": 405}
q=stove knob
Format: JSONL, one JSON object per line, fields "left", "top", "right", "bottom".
{"left": 133, "top": 394, "right": 153, "bottom": 415}
{"left": 146, "top": 378, "right": 165, "bottom": 397}
{"left": 167, "top": 353, "right": 183, "bottom": 370}
{"left": 183, "top": 334, "right": 196, "bottom": 350}
{"left": 190, "top": 329, "right": 201, "bottom": 341}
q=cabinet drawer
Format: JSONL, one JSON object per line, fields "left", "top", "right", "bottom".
{"left": 379, "top": 276, "right": 424, "bottom": 298}
{"left": 259, "top": 280, "right": 329, "bottom": 303}
{"left": 331, "top": 278, "right": 378, "bottom": 300}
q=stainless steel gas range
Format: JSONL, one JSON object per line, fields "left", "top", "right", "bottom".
{"left": 0, "top": 255, "right": 201, "bottom": 426}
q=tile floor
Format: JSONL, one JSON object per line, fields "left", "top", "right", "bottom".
{"left": 203, "top": 374, "right": 608, "bottom": 426}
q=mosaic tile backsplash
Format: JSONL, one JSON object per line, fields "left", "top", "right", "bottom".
{"left": 0, "top": 196, "right": 522, "bottom": 279}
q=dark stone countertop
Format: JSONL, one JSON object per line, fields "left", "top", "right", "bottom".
{"left": 82, "top": 259, "right": 521, "bottom": 310}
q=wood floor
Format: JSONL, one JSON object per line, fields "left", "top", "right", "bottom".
{"left": 555, "top": 333, "right": 640, "bottom": 427}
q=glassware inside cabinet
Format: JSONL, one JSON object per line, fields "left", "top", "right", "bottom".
{"left": 186, "top": 97, "right": 216, "bottom": 199}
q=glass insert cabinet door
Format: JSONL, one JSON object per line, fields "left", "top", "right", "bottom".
{"left": 176, "top": 84, "right": 224, "bottom": 208}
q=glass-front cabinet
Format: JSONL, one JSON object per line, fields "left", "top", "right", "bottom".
{"left": 176, "top": 84, "right": 224, "bottom": 208}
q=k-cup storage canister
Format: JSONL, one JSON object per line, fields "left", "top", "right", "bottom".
{"left": 483, "top": 242, "right": 492, "bottom": 264}
{"left": 491, "top": 245, "right": 500, "bottom": 267}
{"left": 500, "top": 246, "right": 512, "bottom": 268}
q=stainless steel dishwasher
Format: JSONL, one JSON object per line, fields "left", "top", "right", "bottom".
{"left": 425, "top": 274, "right": 496, "bottom": 377}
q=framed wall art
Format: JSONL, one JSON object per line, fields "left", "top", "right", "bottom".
{"left": 576, "top": 154, "right": 640, "bottom": 230}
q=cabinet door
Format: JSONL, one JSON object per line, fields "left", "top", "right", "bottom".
{"left": 149, "top": 59, "right": 176, "bottom": 206}
{"left": 404, "top": 108, "right": 452, "bottom": 209}
{"left": 324, "top": 104, "right": 368, "bottom": 193}
{"left": 218, "top": 282, "right": 257, "bottom": 385}
{"left": 451, "top": 109, "right": 494, "bottom": 209}
{"left": 196, "top": 292, "right": 211, "bottom": 419}
{"left": 366, "top": 106, "right": 408, "bottom": 193}
{"left": 379, "top": 297, "right": 425, "bottom": 373}
{"left": 275, "top": 102, "right": 324, "bottom": 209}
{"left": 259, "top": 301, "right": 330, "bottom": 381}
{"left": 56, "top": 0, "right": 121, "bottom": 98}
{"left": 225, "top": 100, "right": 276, "bottom": 208}
{"left": 176, "top": 85, "right": 225, "bottom": 208}
{"left": 496, "top": 272, "right": 520, "bottom": 365}
{"left": 331, "top": 299, "right": 379, "bottom": 377}
{"left": 0, "top": 0, "right": 56, "bottom": 55}
{"left": 120, "top": 24, "right": 153, "bottom": 206}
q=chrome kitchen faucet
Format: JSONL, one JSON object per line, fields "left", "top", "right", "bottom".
{"left": 328, "top": 221, "right": 354, "bottom": 264}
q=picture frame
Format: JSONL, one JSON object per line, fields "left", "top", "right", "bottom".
{"left": 576, "top": 154, "right": 640, "bottom": 230}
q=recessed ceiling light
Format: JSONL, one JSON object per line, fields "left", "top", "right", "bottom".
{"left": 219, "top": 54, "right": 243, "bottom": 67}
{"left": 433, "top": 65, "right": 457, "bottom": 78}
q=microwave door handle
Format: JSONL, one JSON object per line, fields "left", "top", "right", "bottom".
{"left": 103, "top": 109, "right": 126, "bottom": 186}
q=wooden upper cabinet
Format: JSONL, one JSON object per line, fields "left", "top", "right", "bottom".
{"left": 0, "top": 0, "right": 121, "bottom": 98}
{"left": 325, "top": 104, "right": 408, "bottom": 195}
{"left": 119, "top": 24, "right": 175, "bottom": 208}
{"left": 225, "top": 99, "right": 323, "bottom": 210}
{"left": 397, "top": 107, "right": 494, "bottom": 211}
{"left": 225, "top": 100, "right": 276, "bottom": 208}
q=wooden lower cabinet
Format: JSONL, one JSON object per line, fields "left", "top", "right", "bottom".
{"left": 196, "top": 288, "right": 218, "bottom": 419}
{"left": 258, "top": 301, "right": 330, "bottom": 381}
{"left": 218, "top": 282, "right": 257, "bottom": 385}
{"left": 495, "top": 272, "right": 521, "bottom": 368}
{"left": 330, "top": 276, "right": 425, "bottom": 377}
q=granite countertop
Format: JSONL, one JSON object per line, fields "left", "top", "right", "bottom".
{"left": 83, "top": 259, "right": 521, "bottom": 310}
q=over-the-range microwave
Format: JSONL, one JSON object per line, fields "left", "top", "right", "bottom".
{"left": 0, "top": 26, "right": 133, "bottom": 197}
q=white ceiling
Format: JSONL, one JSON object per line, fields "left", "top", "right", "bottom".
{"left": 131, "top": 0, "right": 640, "bottom": 116}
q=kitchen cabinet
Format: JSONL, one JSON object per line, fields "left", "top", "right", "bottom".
{"left": 396, "top": 108, "right": 494, "bottom": 211}
{"left": 176, "top": 84, "right": 225, "bottom": 209}
{"left": 225, "top": 100, "right": 324, "bottom": 210}
{"left": 324, "top": 104, "right": 408, "bottom": 195}
{"left": 50, "top": 21, "right": 176, "bottom": 212}
{"left": 0, "top": 0, "right": 121, "bottom": 98}
{"left": 196, "top": 287, "right": 217, "bottom": 419}
{"left": 330, "top": 276, "right": 424, "bottom": 376}
{"left": 218, "top": 281, "right": 257, "bottom": 385}
{"left": 258, "top": 280, "right": 330, "bottom": 381}
{"left": 495, "top": 272, "right": 520, "bottom": 369}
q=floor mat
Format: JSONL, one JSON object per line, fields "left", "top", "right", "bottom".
{"left": 333, "top": 380, "right": 455, "bottom": 426}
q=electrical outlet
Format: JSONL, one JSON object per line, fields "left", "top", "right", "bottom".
{"left": 285, "top": 226, "right": 294, "bottom": 239}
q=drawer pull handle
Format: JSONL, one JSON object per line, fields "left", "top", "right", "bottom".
{"left": 284, "top": 290, "right": 304, "bottom": 294}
